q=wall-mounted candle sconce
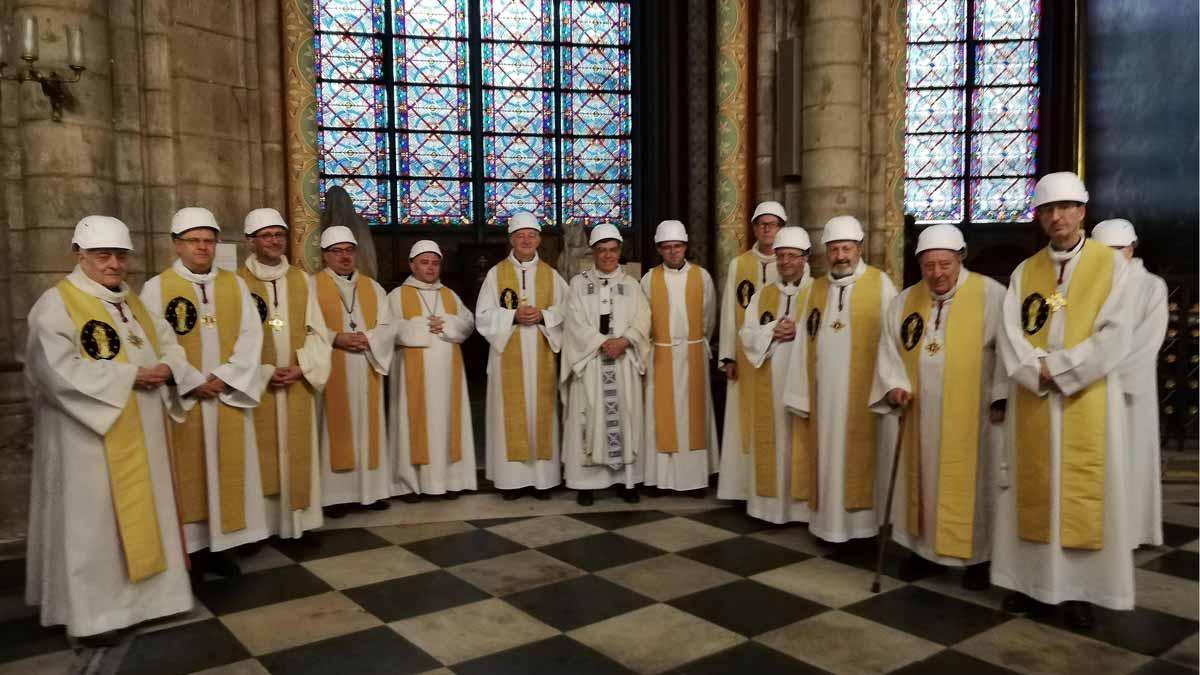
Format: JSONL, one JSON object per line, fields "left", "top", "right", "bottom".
{"left": 1, "top": 16, "right": 86, "bottom": 122}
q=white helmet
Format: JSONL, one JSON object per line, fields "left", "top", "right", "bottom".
{"left": 408, "top": 239, "right": 442, "bottom": 260}
{"left": 1031, "top": 172, "right": 1089, "bottom": 209}
{"left": 73, "top": 215, "right": 134, "bottom": 251}
{"left": 1092, "top": 219, "right": 1137, "bottom": 247}
{"left": 653, "top": 220, "right": 688, "bottom": 244}
{"left": 588, "top": 223, "right": 623, "bottom": 246}
{"left": 751, "top": 200, "right": 787, "bottom": 224}
{"left": 915, "top": 224, "right": 966, "bottom": 255}
{"left": 320, "top": 225, "right": 358, "bottom": 249}
{"left": 507, "top": 211, "right": 541, "bottom": 234}
{"left": 773, "top": 226, "right": 811, "bottom": 252}
{"left": 244, "top": 207, "right": 288, "bottom": 235}
{"left": 171, "top": 207, "right": 220, "bottom": 236}
{"left": 821, "top": 215, "right": 865, "bottom": 245}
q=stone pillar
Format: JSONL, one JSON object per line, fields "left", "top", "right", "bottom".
{"left": 143, "top": 0, "right": 178, "bottom": 270}
{"left": 257, "top": 0, "right": 286, "bottom": 212}
{"left": 686, "top": 0, "right": 712, "bottom": 269}
{"left": 800, "top": 0, "right": 865, "bottom": 272}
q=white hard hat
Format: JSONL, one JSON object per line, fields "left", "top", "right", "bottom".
{"left": 320, "top": 225, "right": 358, "bottom": 249}
{"left": 73, "top": 215, "right": 134, "bottom": 251}
{"left": 589, "top": 223, "right": 623, "bottom": 247}
{"left": 1031, "top": 172, "right": 1088, "bottom": 209}
{"left": 409, "top": 239, "right": 442, "bottom": 260}
{"left": 1092, "top": 218, "right": 1137, "bottom": 247}
{"left": 751, "top": 200, "right": 787, "bottom": 224}
{"left": 773, "top": 226, "right": 812, "bottom": 252}
{"left": 821, "top": 215, "right": 865, "bottom": 245}
{"left": 507, "top": 211, "right": 541, "bottom": 234}
{"left": 654, "top": 220, "right": 688, "bottom": 244}
{"left": 915, "top": 224, "right": 966, "bottom": 255}
{"left": 244, "top": 207, "right": 288, "bottom": 235}
{"left": 170, "top": 207, "right": 220, "bottom": 236}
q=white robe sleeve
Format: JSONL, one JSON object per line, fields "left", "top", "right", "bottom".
{"left": 475, "top": 268, "right": 517, "bottom": 354}
{"left": 1043, "top": 253, "right": 1132, "bottom": 397}
{"left": 738, "top": 292, "right": 777, "bottom": 369}
{"left": 984, "top": 279, "right": 1009, "bottom": 405}
{"left": 621, "top": 282, "right": 652, "bottom": 376}
{"left": 440, "top": 290, "right": 475, "bottom": 345}
{"left": 296, "top": 274, "right": 332, "bottom": 391}
{"left": 388, "top": 288, "right": 433, "bottom": 348}
{"left": 537, "top": 270, "right": 569, "bottom": 353}
{"left": 1119, "top": 273, "right": 1168, "bottom": 398}
{"left": 703, "top": 268, "right": 717, "bottom": 357}
{"left": 869, "top": 291, "right": 910, "bottom": 415}
{"left": 717, "top": 257, "right": 740, "bottom": 363}
{"left": 214, "top": 276, "right": 266, "bottom": 408}
{"left": 561, "top": 280, "right": 607, "bottom": 380}
{"left": 148, "top": 304, "right": 193, "bottom": 422}
{"left": 364, "top": 280, "right": 395, "bottom": 375}
{"left": 26, "top": 289, "right": 139, "bottom": 436}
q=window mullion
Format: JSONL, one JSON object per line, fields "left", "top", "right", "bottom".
{"left": 468, "top": 0, "right": 485, "bottom": 238}
{"left": 384, "top": 0, "right": 399, "bottom": 227}
{"left": 963, "top": 0, "right": 977, "bottom": 230}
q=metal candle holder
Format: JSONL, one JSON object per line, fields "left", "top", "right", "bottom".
{"left": 0, "top": 17, "right": 86, "bottom": 122}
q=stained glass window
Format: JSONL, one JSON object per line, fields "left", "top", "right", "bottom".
{"left": 905, "top": 0, "right": 1041, "bottom": 224}
{"left": 314, "top": 0, "right": 633, "bottom": 228}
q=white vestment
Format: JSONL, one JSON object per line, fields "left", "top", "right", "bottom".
{"left": 388, "top": 277, "right": 477, "bottom": 495}
{"left": 476, "top": 253, "right": 568, "bottom": 490}
{"left": 561, "top": 269, "right": 652, "bottom": 490}
{"left": 716, "top": 247, "right": 777, "bottom": 499}
{"left": 315, "top": 268, "right": 395, "bottom": 506}
{"left": 869, "top": 269, "right": 1007, "bottom": 566}
{"left": 739, "top": 278, "right": 810, "bottom": 523}
{"left": 242, "top": 255, "right": 331, "bottom": 539}
{"left": 994, "top": 238, "right": 1134, "bottom": 609}
{"left": 1116, "top": 259, "right": 1168, "bottom": 547}
{"left": 640, "top": 263, "right": 719, "bottom": 491}
{"left": 783, "top": 261, "right": 899, "bottom": 541}
{"left": 142, "top": 260, "right": 268, "bottom": 553}
{"left": 26, "top": 269, "right": 193, "bottom": 637}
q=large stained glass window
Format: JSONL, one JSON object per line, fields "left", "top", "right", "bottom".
{"left": 315, "top": 0, "right": 633, "bottom": 229}
{"left": 905, "top": 0, "right": 1041, "bottom": 224}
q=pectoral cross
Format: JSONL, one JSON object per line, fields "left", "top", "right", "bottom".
{"left": 349, "top": 319, "right": 358, "bottom": 331}
{"left": 1047, "top": 292, "right": 1068, "bottom": 313}
{"left": 267, "top": 316, "right": 286, "bottom": 332}
{"left": 925, "top": 338, "right": 941, "bottom": 355}
{"left": 830, "top": 320, "right": 845, "bottom": 332}
{"left": 201, "top": 315, "right": 217, "bottom": 328}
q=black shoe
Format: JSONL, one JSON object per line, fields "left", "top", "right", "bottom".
{"left": 502, "top": 490, "right": 522, "bottom": 501}
{"left": 1003, "top": 592, "right": 1039, "bottom": 614}
{"left": 323, "top": 504, "right": 351, "bottom": 519}
{"left": 532, "top": 489, "right": 551, "bottom": 501}
{"left": 195, "top": 549, "right": 241, "bottom": 579}
{"left": 1064, "top": 601, "right": 1095, "bottom": 629}
{"left": 898, "top": 553, "right": 940, "bottom": 580}
{"left": 76, "top": 630, "right": 124, "bottom": 648}
{"left": 398, "top": 493, "right": 422, "bottom": 504}
{"left": 364, "top": 500, "right": 391, "bottom": 511}
{"left": 962, "top": 562, "right": 991, "bottom": 591}
{"left": 577, "top": 490, "right": 595, "bottom": 506}
{"left": 442, "top": 492, "right": 459, "bottom": 500}
{"left": 622, "top": 487, "right": 640, "bottom": 504}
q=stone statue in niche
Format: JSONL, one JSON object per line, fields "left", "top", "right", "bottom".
{"left": 556, "top": 219, "right": 593, "bottom": 278}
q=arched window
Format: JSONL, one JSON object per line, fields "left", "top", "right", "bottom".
{"left": 314, "top": 0, "right": 633, "bottom": 230}
{"left": 904, "top": 0, "right": 1041, "bottom": 225}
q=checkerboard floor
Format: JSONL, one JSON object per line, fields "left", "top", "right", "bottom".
{"left": 1, "top": 489, "right": 1196, "bottom": 675}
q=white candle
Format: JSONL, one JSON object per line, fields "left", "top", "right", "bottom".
{"left": 67, "top": 25, "right": 82, "bottom": 67}
{"left": 21, "top": 16, "right": 37, "bottom": 61}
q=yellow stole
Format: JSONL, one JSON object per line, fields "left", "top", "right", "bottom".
{"left": 733, "top": 251, "right": 761, "bottom": 450}
{"left": 316, "top": 271, "right": 382, "bottom": 473}
{"left": 1015, "top": 240, "right": 1113, "bottom": 550}
{"left": 160, "top": 267, "right": 246, "bottom": 533}
{"left": 399, "top": 284, "right": 465, "bottom": 466}
{"left": 898, "top": 273, "right": 986, "bottom": 559}
{"left": 56, "top": 280, "right": 167, "bottom": 582}
{"left": 237, "top": 265, "right": 316, "bottom": 511}
{"left": 496, "top": 259, "right": 556, "bottom": 461}
{"left": 790, "top": 267, "right": 883, "bottom": 509}
{"left": 649, "top": 265, "right": 707, "bottom": 452}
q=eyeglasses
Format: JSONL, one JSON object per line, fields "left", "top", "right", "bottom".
{"left": 326, "top": 246, "right": 356, "bottom": 256}
{"left": 176, "top": 237, "right": 218, "bottom": 247}
{"left": 251, "top": 232, "right": 288, "bottom": 241}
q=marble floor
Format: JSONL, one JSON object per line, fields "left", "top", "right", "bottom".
{"left": 0, "top": 486, "right": 1196, "bottom": 675}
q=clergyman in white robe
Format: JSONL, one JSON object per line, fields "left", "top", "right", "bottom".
{"left": 389, "top": 264, "right": 477, "bottom": 496}
{"left": 27, "top": 257, "right": 193, "bottom": 638}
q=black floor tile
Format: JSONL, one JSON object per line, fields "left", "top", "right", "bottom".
{"left": 843, "top": 585, "right": 1011, "bottom": 646}
{"left": 117, "top": 619, "right": 249, "bottom": 675}
{"left": 683, "top": 508, "right": 776, "bottom": 535}
{"left": 259, "top": 625, "right": 439, "bottom": 675}
{"left": 454, "top": 635, "right": 635, "bottom": 675}
{"left": 1161, "top": 522, "right": 1200, "bottom": 548}
{"left": 469, "top": 516, "right": 532, "bottom": 528}
{"left": 0, "top": 615, "right": 68, "bottom": 664}
{"left": 678, "top": 536, "right": 809, "bottom": 577}
{"left": 825, "top": 537, "right": 942, "bottom": 582}
{"left": 538, "top": 532, "right": 665, "bottom": 572}
{"left": 1140, "top": 550, "right": 1200, "bottom": 581}
{"left": 1130, "top": 659, "right": 1200, "bottom": 675}
{"left": 270, "top": 528, "right": 392, "bottom": 563}
{"left": 402, "top": 529, "right": 527, "bottom": 567}
{"left": 343, "top": 570, "right": 490, "bottom": 623}
{"left": 668, "top": 579, "right": 827, "bottom": 636}
{"left": 504, "top": 575, "right": 655, "bottom": 631}
{"left": 888, "top": 649, "right": 1020, "bottom": 675}
{"left": 1032, "top": 605, "right": 1199, "bottom": 657}
{"left": 0, "top": 558, "right": 23, "bottom": 593}
{"left": 193, "top": 564, "right": 331, "bottom": 616}
{"left": 566, "top": 510, "right": 673, "bottom": 530}
{"left": 662, "top": 641, "right": 831, "bottom": 674}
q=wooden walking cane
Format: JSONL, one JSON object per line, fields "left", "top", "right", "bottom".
{"left": 871, "top": 410, "right": 907, "bottom": 593}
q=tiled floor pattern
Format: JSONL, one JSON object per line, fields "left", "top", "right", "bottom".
{"left": 1, "top": 496, "right": 1196, "bottom": 675}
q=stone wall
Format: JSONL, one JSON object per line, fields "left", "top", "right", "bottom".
{"left": 0, "top": 0, "right": 285, "bottom": 547}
